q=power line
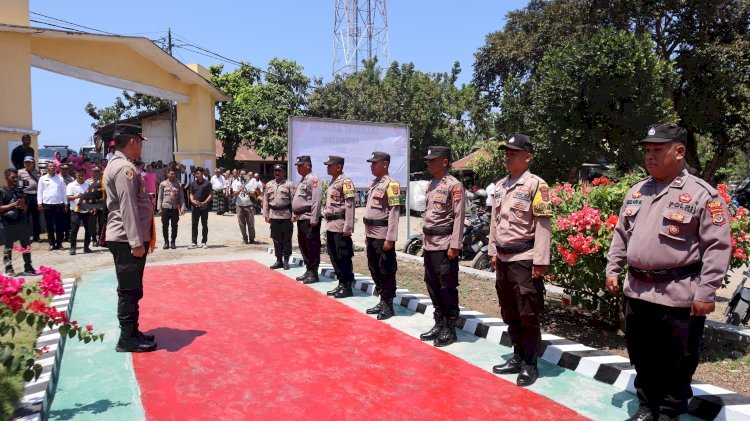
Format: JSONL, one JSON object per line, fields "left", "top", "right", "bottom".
{"left": 29, "top": 19, "right": 84, "bottom": 33}
{"left": 30, "top": 11, "right": 118, "bottom": 35}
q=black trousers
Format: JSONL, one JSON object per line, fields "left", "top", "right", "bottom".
{"left": 42, "top": 204, "right": 66, "bottom": 247}
{"left": 326, "top": 231, "right": 353, "bottom": 286}
{"left": 69, "top": 212, "right": 91, "bottom": 248}
{"left": 366, "top": 237, "right": 397, "bottom": 301}
{"left": 296, "top": 218, "right": 321, "bottom": 272}
{"left": 2, "top": 222, "right": 32, "bottom": 271}
{"left": 161, "top": 208, "right": 179, "bottom": 242}
{"left": 62, "top": 208, "right": 71, "bottom": 240}
{"left": 191, "top": 207, "right": 209, "bottom": 244}
{"left": 25, "top": 194, "right": 41, "bottom": 240}
{"left": 92, "top": 210, "right": 106, "bottom": 246}
{"left": 625, "top": 298, "right": 704, "bottom": 417}
{"left": 107, "top": 241, "right": 148, "bottom": 328}
{"left": 270, "top": 218, "right": 293, "bottom": 260}
{"left": 495, "top": 259, "right": 544, "bottom": 365}
{"left": 423, "top": 250, "right": 460, "bottom": 319}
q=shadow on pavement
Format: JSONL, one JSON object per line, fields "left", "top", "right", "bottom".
{"left": 48, "top": 399, "right": 132, "bottom": 420}
{"left": 147, "top": 327, "right": 207, "bottom": 352}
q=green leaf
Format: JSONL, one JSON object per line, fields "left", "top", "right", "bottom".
{"left": 68, "top": 329, "right": 76, "bottom": 338}
{"left": 83, "top": 337, "right": 91, "bottom": 344}
{"left": 15, "top": 312, "right": 26, "bottom": 324}
{"left": 58, "top": 324, "right": 70, "bottom": 336}
{"left": 22, "top": 368, "right": 34, "bottom": 382}
{"left": 26, "top": 313, "right": 35, "bottom": 327}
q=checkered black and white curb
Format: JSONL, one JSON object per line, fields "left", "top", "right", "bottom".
{"left": 14, "top": 278, "right": 77, "bottom": 421}
{"left": 272, "top": 246, "right": 750, "bottom": 421}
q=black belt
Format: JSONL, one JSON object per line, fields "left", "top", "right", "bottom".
{"left": 496, "top": 240, "right": 534, "bottom": 254}
{"left": 629, "top": 262, "right": 702, "bottom": 283}
{"left": 363, "top": 218, "right": 388, "bottom": 227}
{"left": 270, "top": 204, "right": 292, "bottom": 211}
{"left": 325, "top": 213, "right": 345, "bottom": 221}
{"left": 293, "top": 206, "right": 311, "bottom": 215}
{"left": 423, "top": 226, "right": 452, "bottom": 236}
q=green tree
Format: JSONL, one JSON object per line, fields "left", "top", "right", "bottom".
{"left": 84, "top": 92, "right": 171, "bottom": 129}
{"left": 529, "top": 30, "right": 677, "bottom": 181}
{"left": 211, "top": 59, "right": 310, "bottom": 161}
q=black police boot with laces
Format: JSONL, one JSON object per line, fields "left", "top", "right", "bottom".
{"left": 420, "top": 313, "right": 444, "bottom": 341}
{"left": 377, "top": 302, "right": 394, "bottom": 320}
{"left": 326, "top": 284, "right": 342, "bottom": 296}
{"left": 296, "top": 270, "right": 311, "bottom": 281}
{"left": 303, "top": 272, "right": 320, "bottom": 284}
{"left": 115, "top": 325, "right": 157, "bottom": 353}
{"left": 270, "top": 260, "right": 284, "bottom": 269}
{"left": 625, "top": 406, "right": 656, "bottom": 421}
{"left": 134, "top": 322, "right": 155, "bottom": 342}
{"left": 434, "top": 316, "right": 458, "bottom": 347}
{"left": 516, "top": 362, "right": 539, "bottom": 387}
{"left": 333, "top": 284, "right": 353, "bottom": 298}
{"left": 493, "top": 356, "right": 523, "bottom": 374}
{"left": 366, "top": 300, "right": 384, "bottom": 314}
{"left": 283, "top": 257, "right": 290, "bottom": 270}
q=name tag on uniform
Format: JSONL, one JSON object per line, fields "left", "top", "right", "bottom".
{"left": 373, "top": 189, "right": 384, "bottom": 198}
{"left": 435, "top": 193, "right": 446, "bottom": 203}
{"left": 512, "top": 191, "right": 531, "bottom": 202}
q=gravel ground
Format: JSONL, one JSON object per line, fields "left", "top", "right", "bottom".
{"left": 21, "top": 208, "right": 750, "bottom": 395}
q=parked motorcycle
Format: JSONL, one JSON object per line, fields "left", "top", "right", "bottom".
{"left": 403, "top": 212, "right": 489, "bottom": 261}
{"left": 725, "top": 274, "right": 750, "bottom": 326}
{"left": 470, "top": 244, "right": 493, "bottom": 272}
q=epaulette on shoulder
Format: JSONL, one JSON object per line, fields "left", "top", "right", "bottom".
{"left": 691, "top": 175, "right": 719, "bottom": 196}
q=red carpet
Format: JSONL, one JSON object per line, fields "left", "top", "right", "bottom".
{"left": 133, "top": 260, "right": 588, "bottom": 420}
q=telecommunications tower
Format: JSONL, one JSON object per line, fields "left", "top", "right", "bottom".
{"left": 332, "top": 0, "right": 389, "bottom": 76}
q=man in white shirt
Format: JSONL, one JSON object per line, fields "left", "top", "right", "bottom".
{"left": 232, "top": 170, "right": 256, "bottom": 244}
{"left": 66, "top": 168, "right": 92, "bottom": 255}
{"left": 37, "top": 162, "right": 67, "bottom": 250}
{"left": 179, "top": 164, "right": 194, "bottom": 211}
{"left": 210, "top": 168, "right": 226, "bottom": 215}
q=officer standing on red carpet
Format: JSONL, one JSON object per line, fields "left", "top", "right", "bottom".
{"left": 606, "top": 124, "right": 731, "bottom": 421}
{"left": 263, "top": 164, "right": 294, "bottom": 270}
{"left": 323, "top": 156, "right": 356, "bottom": 298}
{"left": 292, "top": 155, "right": 323, "bottom": 284}
{"left": 105, "top": 124, "right": 157, "bottom": 353}
{"left": 488, "top": 134, "right": 552, "bottom": 387}
{"left": 363, "top": 151, "right": 400, "bottom": 320}
{"left": 418, "top": 146, "right": 465, "bottom": 347}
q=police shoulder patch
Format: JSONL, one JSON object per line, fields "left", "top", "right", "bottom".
{"left": 452, "top": 185, "right": 463, "bottom": 203}
{"left": 532, "top": 182, "right": 552, "bottom": 217}
{"left": 125, "top": 168, "right": 134, "bottom": 181}
{"left": 387, "top": 181, "right": 400, "bottom": 206}
{"left": 342, "top": 178, "right": 355, "bottom": 199}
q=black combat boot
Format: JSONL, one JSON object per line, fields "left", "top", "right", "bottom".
{"left": 434, "top": 315, "right": 458, "bottom": 347}
{"left": 134, "top": 322, "right": 155, "bottom": 342}
{"left": 420, "top": 311, "right": 444, "bottom": 341}
{"left": 516, "top": 362, "right": 539, "bottom": 387}
{"left": 326, "top": 284, "right": 343, "bottom": 296}
{"left": 283, "top": 257, "right": 290, "bottom": 270}
{"left": 296, "top": 270, "right": 311, "bottom": 281}
{"left": 625, "top": 406, "right": 657, "bottom": 421}
{"left": 303, "top": 272, "right": 320, "bottom": 284}
{"left": 115, "top": 324, "right": 157, "bottom": 353}
{"left": 333, "top": 283, "right": 353, "bottom": 298}
{"left": 366, "top": 299, "right": 384, "bottom": 315}
{"left": 19, "top": 254, "right": 36, "bottom": 277}
{"left": 170, "top": 240, "right": 176, "bottom": 249}
{"left": 377, "top": 302, "right": 395, "bottom": 320}
{"left": 270, "top": 260, "right": 284, "bottom": 269}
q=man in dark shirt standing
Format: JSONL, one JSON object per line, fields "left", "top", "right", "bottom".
{"left": 11, "top": 135, "right": 34, "bottom": 170}
{"left": 188, "top": 167, "right": 213, "bottom": 249}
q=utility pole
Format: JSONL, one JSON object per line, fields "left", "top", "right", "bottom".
{"left": 332, "top": 0, "right": 389, "bottom": 76}
{"left": 166, "top": 27, "right": 178, "bottom": 164}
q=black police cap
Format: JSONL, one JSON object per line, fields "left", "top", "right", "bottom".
{"left": 640, "top": 124, "right": 687, "bottom": 144}
{"left": 273, "top": 164, "right": 286, "bottom": 171}
{"left": 295, "top": 155, "right": 311, "bottom": 165}
{"left": 113, "top": 124, "right": 147, "bottom": 141}
{"left": 324, "top": 155, "right": 345, "bottom": 165}
{"left": 423, "top": 146, "right": 451, "bottom": 160}
{"left": 366, "top": 151, "right": 391, "bottom": 163}
{"left": 502, "top": 134, "right": 533, "bottom": 152}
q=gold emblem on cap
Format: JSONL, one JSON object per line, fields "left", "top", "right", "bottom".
{"left": 648, "top": 128, "right": 656, "bottom": 136}
{"left": 509, "top": 137, "right": 515, "bottom": 143}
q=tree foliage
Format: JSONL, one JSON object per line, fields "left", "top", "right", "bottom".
{"left": 307, "top": 59, "right": 491, "bottom": 173}
{"left": 84, "top": 92, "right": 171, "bottom": 129}
{"left": 473, "top": 0, "right": 750, "bottom": 184}
{"left": 211, "top": 59, "right": 311, "bottom": 161}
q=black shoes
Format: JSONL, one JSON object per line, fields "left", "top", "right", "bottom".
{"left": 170, "top": 241, "right": 176, "bottom": 249}
{"left": 48, "top": 245, "right": 55, "bottom": 251}
{"left": 625, "top": 407, "right": 656, "bottom": 421}
{"left": 283, "top": 260, "right": 290, "bottom": 270}
{"left": 18, "top": 266, "right": 36, "bottom": 277}
{"left": 327, "top": 285, "right": 342, "bottom": 296}
{"left": 420, "top": 320, "right": 444, "bottom": 341}
{"left": 116, "top": 336, "right": 157, "bottom": 353}
{"left": 333, "top": 285, "right": 353, "bottom": 298}
{"left": 270, "top": 260, "right": 284, "bottom": 269}
{"left": 163, "top": 243, "right": 169, "bottom": 250}
{"left": 493, "top": 357, "right": 523, "bottom": 374}
{"left": 136, "top": 330, "right": 155, "bottom": 342}
{"left": 83, "top": 247, "right": 93, "bottom": 253}
{"left": 296, "top": 271, "right": 311, "bottom": 281}
{"left": 377, "top": 303, "right": 394, "bottom": 320}
{"left": 366, "top": 301, "right": 384, "bottom": 314}
{"left": 516, "top": 363, "right": 539, "bottom": 387}
{"left": 69, "top": 248, "right": 76, "bottom": 255}
{"left": 303, "top": 273, "right": 320, "bottom": 284}
{"left": 434, "top": 321, "right": 457, "bottom": 347}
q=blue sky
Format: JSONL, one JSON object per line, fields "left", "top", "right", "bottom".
{"left": 28, "top": 1, "right": 525, "bottom": 150}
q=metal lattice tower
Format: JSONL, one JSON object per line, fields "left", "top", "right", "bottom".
{"left": 332, "top": 0, "right": 389, "bottom": 76}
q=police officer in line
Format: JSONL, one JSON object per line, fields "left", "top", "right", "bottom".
{"left": 291, "top": 155, "right": 323, "bottom": 284}
{"left": 105, "top": 124, "right": 157, "bottom": 353}
{"left": 322, "top": 156, "right": 356, "bottom": 298}
{"left": 419, "top": 146, "right": 465, "bottom": 347}
{"left": 362, "top": 151, "right": 401, "bottom": 320}
{"left": 263, "top": 164, "right": 295, "bottom": 270}
{"left": 606, "top": 124, "right": 731, "bottom": 421}
{"left": 488, "top": 134, "right": 552, "bottom": 387}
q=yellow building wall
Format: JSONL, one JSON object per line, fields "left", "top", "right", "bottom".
{"left": 175, "top": 84, "right": 217, "bottom": 171}
{"left": 0, "top": 32, "right": 37, "bottom": 170}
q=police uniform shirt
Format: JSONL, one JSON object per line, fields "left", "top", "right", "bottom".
{"left": 157, "top": 179, "right": 183, "bottom": 211}
{"left": 262, "top": 179, "right": 294, "bottom": 219}
{"left": 422, "top": 174, "right": 465, "bottom": 251}
{"left": 292, "top": 173, "right": 322, "bottom": 221}
{"left": 17, "top": 168, "right": 39, "bottom": 194}
{"left": 324, "top": 173, "right": 355, "bottom": 233}
{"left": 488, "top": 170, "right": 552, "bottom": 264}
{"left": 105, "top": 151, "right": 153, "bottom": 248}
{"left": 364, "top": 174, "right": 400, "bottom": 241}
{"left": 606, "top": 169, "right": 732, "bottom": 307}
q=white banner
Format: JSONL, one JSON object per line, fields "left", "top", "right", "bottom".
{"left": 288, "top": 117, "right": 409, "bottom": 188}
